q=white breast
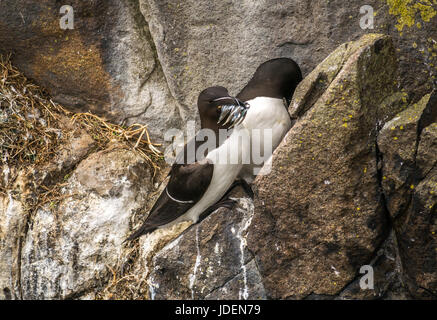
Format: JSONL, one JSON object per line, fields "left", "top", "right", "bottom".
{"left": 238, "top": 97, "right": 292, "bottom": 182}
{"left": 161, "top": 128, "right": 247, "bottom": 227}
{"left": 159, "top": 97, "right": 290, "bottom": 227}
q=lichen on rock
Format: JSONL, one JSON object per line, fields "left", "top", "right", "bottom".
{"left": 1, "top": 0, "right": 437, "bottom": 300}
{"left": 387, "top": 0, "right": 437, "bottom": 32}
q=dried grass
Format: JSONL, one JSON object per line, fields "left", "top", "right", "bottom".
{"left": 0, "top": 54, "right": 163, "bottom": 179}
{"left": 71, "top": 112, "right": 163, "bottom": 175}
{"left": 96, "top": 245, "right": 150, "bottom": 300}
{"left": 0, "top": 54, "right": 165, "bottom": 299}
{"left": 0, "top": 54, "right": 68, "bottom": 168}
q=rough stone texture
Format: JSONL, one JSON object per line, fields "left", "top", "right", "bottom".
{"left": 18, "top": 146, "right": 152, "bottom": 299}
{"left": 417, "top": 123, "right": 437, "bottom": 176}
{"left": 336, "top": 231, "right": 411, "bottom": 300}
{"left": 0, "top": 122, "right": 97, "bottom": 300}
{"left": 303, "top": 230, "right": 412, "bottom": 300}
{"left": 140, "top": 0, "right": 437, "bottom": 122}
{"left": 205, "top": 260, "right": 266, "bottom": 300}
{"left": 0, "top": 142, "right": 156, "bottom": 299}
{"left": 1, "top": 7, "right": 436, "bottom": 298}
{"left": 0, "top": 0, "right": 182, "bottom": 142}
{"left": 397, "top": 165, "right": 437, "bottom": 298}
{"left": 1, "top": 1, "right": 436, "bottom": 143}
{"left": 125, "top": 34, "right": 436, "bottom": 301}
{"left": 247, "top": 34, "right": 398, "bottom": 299}
{"left": 378, "top": 93, "right": 433, "bottom": 219}
{"left": 0, "top": 188, "right": 26, "bottom": 300}
{"left": 147, "top": 196, "right": 264, "bottom": 300}
{"left": 378, "top": 91, "right": 437, "bottom": 298}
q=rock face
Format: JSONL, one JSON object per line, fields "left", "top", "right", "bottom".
{"left": 0, "top": 142, "right": 154, "bottom": 299}
{"left": 147, "top": 196, "right": 265, "bottom": 300}
{"left": 0, "top": 0, "right": 182, "bottom": 142}
{"left": 378, "top": 93, "right": 434, "bottom": 220}
{"left": 1, "top": 2, "right": 437, "bottom": 298}
{"left": 21, "top": 147, "right": 153, "bottom": 299}
{"left": 131, "top": 34, "right": 435, "bottom": 300}
{"left": 0, "top": 120, "right": 97, "bottom": 299}
{"left": 378, "top": 92, "right": 437, "bottom": 298}
{"left": 2, "top": 31, "right": 435, "bottom": 300}
{"left": 247, "top": 34, "right": 398, "bottom": 299}
{"left": 1, "top": 1, "right": 436, "bottom": 141}
{"left": 0, "top": 189, "right": 25, "bottom": 300}
{"left": 140, "top": 0, "right": 436, "bottom": 116}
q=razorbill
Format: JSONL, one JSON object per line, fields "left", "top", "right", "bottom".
{"left": 127, "top": 86, "right": 249, "bottom": 240}
{"left": 127, "top": 58, "right": 302, "bottom": 240}
{"left": 236, "top": 58, "right": 302, "bottom": 183}
{"left": 159, "top": 58, "right": 302, "bottom": 229}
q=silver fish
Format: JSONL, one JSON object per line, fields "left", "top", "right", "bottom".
{"left": 222, "top": 106, "right": 241, "bottom": 126}
{"left": 217, "top": 101, "right": 250, "bottom": 128}
{"left": 218, "top": 104, "right": 233, "bottom": 123}
{"left": 234, "top": 108, "right": 248, "bottom": 127}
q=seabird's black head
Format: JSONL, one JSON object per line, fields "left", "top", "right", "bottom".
{"left": 197, "top": 86, "right": 249, "bottom": 131}
{"left": 237, "top": 58, "right": 303, "bottom": 106}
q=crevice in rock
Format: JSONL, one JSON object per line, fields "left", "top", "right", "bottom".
{"left": 243, "top": 245, "right": 263, "bottom": 291}
{"left": 303, "top": 292, "right": 337, "bottom": 300}
{"left": 421, "top": 161, "right": 437, "bottom": 183}
{"left": 277, "top": 39, "right": 314, "bottom": 48}
{"left": 63, "top": 285, "right": 100, "bottom": 300}
{"left": 375, "top": 140, "right": 394, "bottom": 233}
{"left": 417, "top": 285, "right": 437, "bottom": 298}
{"left": 291, "top": 72, "right": 329, "bottom": 121}
{"left": 389, "top": 226, "right": 408, "bottom": 290}
{"left": 389, "top": 93, "right": 435, "bottom": 229}
{"left": 126, "top": 0, "right": 157, "bottom": 79}
{"left": 121, "top": 92, "right": 153, "bottom": 125}
{"left": 414, "top": 90, "right": 436, "bottom": 165}
{"left": 374, "top": 130, "right": 403, "bottom": 275}
{"left": 138, "top": 65, "right": 157, "bottom": 93}
{"left": 205, "top": 258, "right": 256, "bottom": 299}
{"left": 373, "top": 92, "right": 437, "bottom": 299}
{"left": 133, "top": 0, "right": 187, "bottom": 122}
{"left": 334, "top": 229, "right": 403, "bottom": 300}
{"left": 331, "top": 114, "right": 404, "bottom": 300}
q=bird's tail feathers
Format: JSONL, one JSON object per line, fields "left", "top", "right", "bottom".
{"left": 125, "top": 224, "right": 157, "bottom": 242}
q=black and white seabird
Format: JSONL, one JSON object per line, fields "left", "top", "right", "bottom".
{"left": 127, "top": 58, "right": 302, "bottom": 240}
{"left": 236, "top": 57, "right": 302, "bottom": 183}
{"left": 127, "top": 86, "right": 248, "bottom": 240}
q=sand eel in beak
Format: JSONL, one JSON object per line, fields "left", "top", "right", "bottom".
{"left": 127, "top": 57, "right": 302, "bottom": 240}
{"left": 216, "top": 97, "right": 250, "bottom": 129}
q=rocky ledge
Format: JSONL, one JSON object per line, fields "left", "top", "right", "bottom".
{"left": 2, "top": 33, "right": 435, "bottom": 300}
{"left": 143, "top": 34, "right": 436, "bottom": 300}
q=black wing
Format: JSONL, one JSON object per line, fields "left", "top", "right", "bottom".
{"left": 126, "top": 160, "right": 213, "bottom": 241}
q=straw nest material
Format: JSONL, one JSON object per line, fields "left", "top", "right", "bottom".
{"left": 0, "top": 54, "right": 163, "bottom": 178}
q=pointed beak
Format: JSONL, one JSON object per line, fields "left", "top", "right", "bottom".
{"left": 214, "top": 97, "right": 250, "bottom": 129}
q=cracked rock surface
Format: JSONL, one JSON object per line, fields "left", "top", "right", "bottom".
{"left": 1, "top": 1, "right": 436, "bottom": 141}
{"left": 378, "top": 92, "right": 437, "bottom": 298}
{"left": 0, "top": 0, "right": 182, "bottom": 143}
{"left": 2, "top": 33, "right": 435, "bottom": 300}
{"left": 248, "top": 34, "right": 398, "bottom": 299}
{"left": 135, "top": 34, "right": 436, "bottom": 300}
{"left": 0, "top": 140, "right": 154, "bottom": 299}
{"left": 147, "top": 195, "right": 261, "bottom": 300}
{"left": 1, "top": 0, "right": 436, "bottom": 299}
